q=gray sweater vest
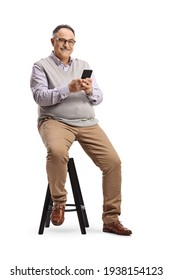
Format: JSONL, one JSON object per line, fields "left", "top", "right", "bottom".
{"left": 35, "top": 56, "right": 98, "bottom": 127}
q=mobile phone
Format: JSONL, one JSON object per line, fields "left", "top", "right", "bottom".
{"left": 81, "top": 69, "right": 93, "bottom": 79}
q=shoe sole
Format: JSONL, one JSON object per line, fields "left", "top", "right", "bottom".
{"left": 103, "top": 228, "right": 132, "bottom": 236}
{"left": 50, "top": 217, "right": 65, "bottom": 226}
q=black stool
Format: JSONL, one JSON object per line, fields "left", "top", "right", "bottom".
{"left": 38, "top": 158, "right": 89, "bottom": 234}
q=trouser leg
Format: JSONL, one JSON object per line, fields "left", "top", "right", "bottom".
{"left": 38, "top": 120, "right": 76, "bottom": 205}
{"left": 78, "top": 124, "right": 122, "bottom": 224}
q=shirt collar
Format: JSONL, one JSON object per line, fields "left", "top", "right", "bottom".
{"left": 50, "top": 51, "right": 73, "bottom": 67}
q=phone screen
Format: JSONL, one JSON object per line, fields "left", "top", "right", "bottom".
{"left": 81, "top": 69, "right": 93, "bottom": 79}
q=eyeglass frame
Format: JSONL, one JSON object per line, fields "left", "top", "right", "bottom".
{"left": 54, "top": 37, "right": 76, "bottom": 46}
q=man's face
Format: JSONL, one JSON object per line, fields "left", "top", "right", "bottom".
{"left": 51, "top": 28, "right": 75, "bottom": 63}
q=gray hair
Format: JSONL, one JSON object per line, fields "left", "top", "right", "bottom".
{"left": 52, "top": 24, "right": 75, "bottom": 37}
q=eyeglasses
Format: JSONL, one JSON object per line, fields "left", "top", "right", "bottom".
{"left": 54, "top": 37, "right": 76, "bottom": 46}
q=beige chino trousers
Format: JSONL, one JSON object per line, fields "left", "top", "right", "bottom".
{"left": 39, "top": 119, "right": 122, "bottom": 223}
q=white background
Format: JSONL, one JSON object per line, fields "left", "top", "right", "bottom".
{"left": 0, "top": 0, "right": 173, "bottom": 279}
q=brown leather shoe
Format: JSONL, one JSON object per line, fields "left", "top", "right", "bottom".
{"left": 103, "top": 221, "right": 132, "bottom": 235}
{"left": 50, "top": 205, "right": 65, "bottom": 226}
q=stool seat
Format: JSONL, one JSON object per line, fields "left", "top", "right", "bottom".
{"left": 38, "top": 158, "right": 89, "bottom": 234}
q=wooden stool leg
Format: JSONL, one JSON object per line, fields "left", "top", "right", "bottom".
{"left": 38, "top": 185, "right": 51, "bottom": 234}
{"left": 68, "top": 158, "right": 89, "bottom": 234}
{"left": 45, "top": 191, "right": 53, "bottom": 227}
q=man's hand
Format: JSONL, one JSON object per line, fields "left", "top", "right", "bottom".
{"left": 68, "top": 79, "right": 83, "bottom": 93}
{"left": 81, "top": 78, "right": 92, "bottom": 95}
{"left": 68, "top": 78, "right": 92, "bottom": 95}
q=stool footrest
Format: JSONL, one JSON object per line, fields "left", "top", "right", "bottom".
{"left": 65, "top": 203, "right": 86, "bottom": 212}
{"left": 65, "top": 203, "right": 76, "bottom": 212}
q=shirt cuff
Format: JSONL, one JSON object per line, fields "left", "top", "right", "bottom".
{"left": 57, "top": 85, "right": 70, "bottom": 100}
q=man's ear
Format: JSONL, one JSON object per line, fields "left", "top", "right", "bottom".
{"left": 50, "top": 38, "right": 54, "bottom": 46}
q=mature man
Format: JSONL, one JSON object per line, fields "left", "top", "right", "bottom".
{"left": 30, "top": 24, "right": 132, "bottom": 235}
